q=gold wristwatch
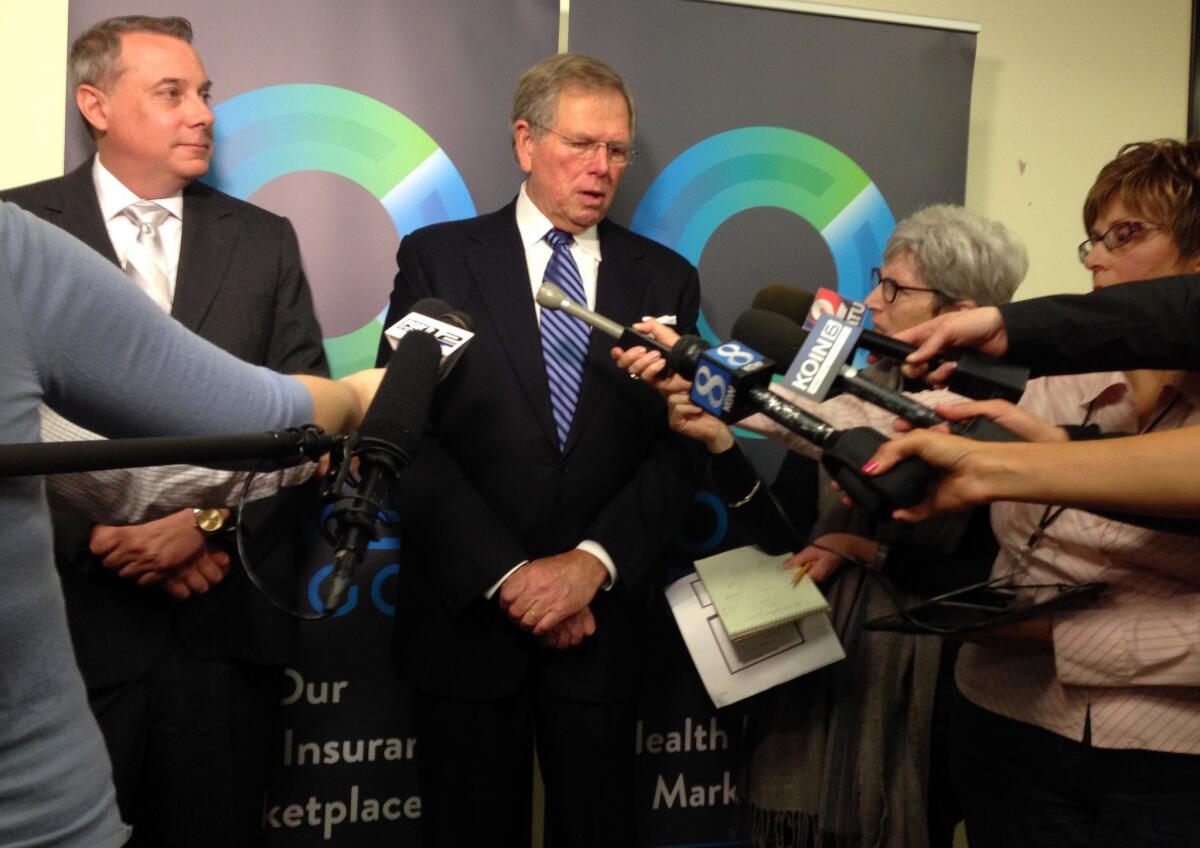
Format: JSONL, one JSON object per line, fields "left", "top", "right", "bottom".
{"left": 193, "top": 508, "right": 228, "bottom": 535}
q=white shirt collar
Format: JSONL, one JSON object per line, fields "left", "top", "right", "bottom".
{"left": 92, "top": 156, "right": 185, "bottom": 223}
{"left": 515, "top": 182, "right": 601, "bottom": 263}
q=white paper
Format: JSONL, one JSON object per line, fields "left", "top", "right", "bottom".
{"left": 666, "top": 571, "right": 845, "bottom": 708}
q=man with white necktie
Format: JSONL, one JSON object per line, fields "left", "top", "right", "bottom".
{"left": 0, "top": 15, "right": 326, "bottom": 847}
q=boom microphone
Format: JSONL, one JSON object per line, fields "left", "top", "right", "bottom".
{"left": 323, "top": 330, "right": 442, "bottom": 612}
{"left": 0, "top": 425, "right": 334, "bottom": 477}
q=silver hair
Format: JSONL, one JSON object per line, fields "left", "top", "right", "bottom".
{"left": 884, "top": 204, "right": 1028, "bottom": 307}
{"left": 510, "top": 53, "right": 634, "bottom": 155}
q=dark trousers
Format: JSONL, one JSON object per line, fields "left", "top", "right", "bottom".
{"left": 414, "top": 676, "right": 638, "bottom": 848}
{"left": 952, "top": 693, "right": 1200, "bottom": 848}
{"left": 90, "top": 652, "right": 282, "bottom": 848}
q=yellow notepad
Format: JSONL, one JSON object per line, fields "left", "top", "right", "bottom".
{"left": 694, "top": 545, "right": 830, "bottom": 640}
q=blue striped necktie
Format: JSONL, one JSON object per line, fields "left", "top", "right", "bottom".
{"left": 539, "top": 228, "right": 591, "bottom": 450}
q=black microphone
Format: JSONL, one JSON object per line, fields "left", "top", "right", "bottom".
{"left": 752, "top": 283, "right": 1028, "bottom": 402}
{"left": 752, "top": 283, "right": 821, "bottom": 327}
{"left": 0, "top": 425, "right": 335, "bottom": 477}
{"left": 323, "top": 330, "right": 442, "bottom": 612}
{"left": 731, "top": 309, "right": 1023, "bottom": 443}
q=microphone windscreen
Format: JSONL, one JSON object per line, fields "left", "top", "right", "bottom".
{"left": 358, "top": 330, "right": 442, "bottom": 454}
{"left": 442, "top": 310, "right": 473, "bottom": 331}
{"left": 409, "top": 297, "right": 456, "bottom": 320}
{"left": 406, "top": 297, "right": 473, "bottom": 331}
{"left": 665, "top": 334, "right": 711, "bottom": 376}
{"left": 730, "top": 308, "right": 809, "bottom": 374}
{"left": 751, "top": 284, "right": 817, "bottom": 326}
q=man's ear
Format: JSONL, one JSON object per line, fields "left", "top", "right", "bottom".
{"left": 75, "top": 85, "right": 109, "bottom": 135}
{"left": 513, "top": 120, "right": 535, "bottom": 174}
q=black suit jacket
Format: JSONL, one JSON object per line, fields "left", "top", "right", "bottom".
{"left": 379, "top": 200, "right": 702, "bottom": 702}
{"left": 1001, "top": 274, "right": 1200, "bottom": 375}
{"left": 1, "top": 160, "right": 328, "bottom": 683}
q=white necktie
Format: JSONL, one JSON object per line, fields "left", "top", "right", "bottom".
{"left": 122, "top": 200, "right": 173, "bottom": 312}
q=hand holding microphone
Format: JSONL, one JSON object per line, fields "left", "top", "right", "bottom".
{"left": 752, "top": 284, "right": 1027, "bottom": 401}
{"left": 890, "top": 307, "right": 1011, "bottom": 385}
{"left": 543, "top": 285, "right": 930, "bottom": 517}
{"left": 538, "top": 282, "right": 709, "bottom": 389}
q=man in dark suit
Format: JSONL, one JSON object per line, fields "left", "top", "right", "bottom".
{"left": 1, "top": 16, "right": 326, "bottom": 847}
{"left": 378, "top": 53, "right": 701, "bottom": 847}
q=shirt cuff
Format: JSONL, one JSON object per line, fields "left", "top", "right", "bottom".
{"left": 576, "top": 540, "right": 617, "bottom": 590}
{"left": 484, "top": 560, "right": 529, "bottom": 600}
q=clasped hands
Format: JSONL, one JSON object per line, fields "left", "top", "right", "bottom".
{"left": 89, "top": 507, "right": 231, "bottom": 600}
{"left": 497, "top": 549, "right": 608, "bottom": 650}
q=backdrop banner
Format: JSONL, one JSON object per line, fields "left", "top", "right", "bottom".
{"left": 570, "top": 1, "right": 976, "bottom": 844}
{"left": 61, "top": 0, "right": 973, "bottom": 844}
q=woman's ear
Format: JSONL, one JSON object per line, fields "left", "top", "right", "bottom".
{"left": 936, "top": 297, "right": 977, "bottom": 315}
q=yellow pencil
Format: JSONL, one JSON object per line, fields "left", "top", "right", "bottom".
{"left": 791, "top": 561, "right": 812, "bottom": 587}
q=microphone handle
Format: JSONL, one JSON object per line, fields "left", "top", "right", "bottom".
{"left": 617, "top": 326, "right": 674, "bottom": 358}
{"left": 835, "top": 367, "right": 1026, "bottom": 443}
{"left": 949, "top": 416, "right": 1027, "bottom": 442}
{"left": 820, "top": 427, "right": 933, "bottom": 518}
{"left": 0, "top": 427, "right": 332, "bottom": 477}
{"left": 747, "top": 386, "right": 836, "bottom": 445}
{"left": 744, "top": 387, "right": 932, "bottom": 517}
{"left": 857, "top": 328, "right": 946, "bottom": 369}
{"left": 324, "top": 456, "right": 394, "bottom": 612}
{"left": 835, "top": 367, "right": 945, "bottom": 428}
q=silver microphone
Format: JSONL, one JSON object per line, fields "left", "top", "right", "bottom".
{"left": 536, "top": 282, "right": 625, "bottom": 339}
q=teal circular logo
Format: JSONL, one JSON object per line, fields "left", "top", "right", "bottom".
{"left": 636, "top": 128, "right": 895, "bottom": 551}
{"left": 632, "top": 126, "right": 894, "bottom": 340}
{"left": 206, "top": 84, "right": 476, "bottom": 374}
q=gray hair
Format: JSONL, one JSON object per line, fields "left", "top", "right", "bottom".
{"left": 510, "top": 53, "right": 634, "bottom": 155}
{"left": 69, "top": 15, "right": 193, "bottom": 91}
{"left": 68, "top": 16, "right": 194, "bottom": 139}
{"left": 883, "top": 204, "right": 1027, "bottom": 307}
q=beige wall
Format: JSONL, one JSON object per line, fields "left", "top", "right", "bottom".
{"left": 1, "top": 1, "right": 1189, "bottom": 298}
{"left": 813, "top": 0, "right": 1191, "bottom": 298}
{"left": 0, "top": 0, "right": 68, "bottom": 190}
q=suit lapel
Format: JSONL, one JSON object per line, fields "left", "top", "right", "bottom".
{"left": 45, "top": 162, "right": 121, "bottom": 266}
{"left": 564, "top": 222, "right": 644, "bottom": 454}
{"left": 464, "top": 205, "right": 560, "bottom": 450}
{"left": 172, "top": 184, "right": 236, "bottom": 331}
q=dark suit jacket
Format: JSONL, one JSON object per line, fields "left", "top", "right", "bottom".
{"left": 378, "top": 200, "right": 702, "bottom": 702}
{"left": 1, "top": 160, "right": 328, "bottom": 684}
{"left": 1000, "top": 274, "right": 1200, "bottom": 375}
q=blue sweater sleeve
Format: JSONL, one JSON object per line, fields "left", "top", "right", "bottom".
{"left": 0, "top": 201, "right": 312, "bottom": 437}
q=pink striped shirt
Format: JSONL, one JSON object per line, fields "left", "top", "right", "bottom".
{"left": 957, "top": 370, "right": 1200, "bottom": 753}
